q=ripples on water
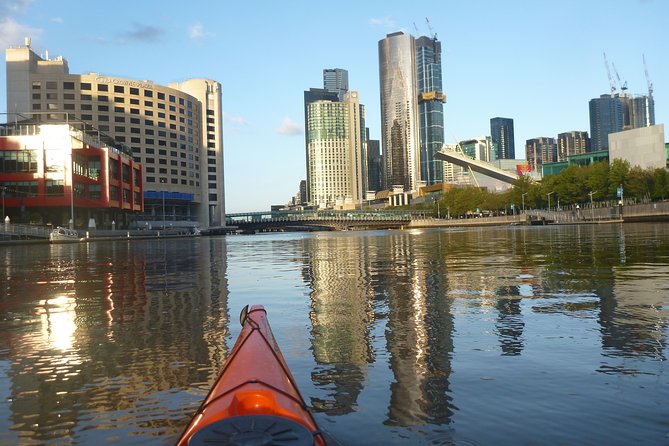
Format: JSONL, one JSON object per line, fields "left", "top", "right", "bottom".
{"left": 0, "top": 224, "right": 668, "bottom": 445}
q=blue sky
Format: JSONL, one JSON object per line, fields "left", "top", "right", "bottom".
{"left": 1, "top": 0, "right": 666, "bottom": 213}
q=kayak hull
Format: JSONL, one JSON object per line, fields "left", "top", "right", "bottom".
{"left": 177, "top": 305, "right": 325, "bottom": 446}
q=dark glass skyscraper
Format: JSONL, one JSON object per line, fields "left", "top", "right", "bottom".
{"left": 589, "top": 94, "right": 623, "bottom": 152}
{"left": 490, "top": 117, "right": 515, "bottom": 159}
{"left": 323, "top": 68, "right": 349, "bottom": 101}
{"left": 415, "top": 36, "right": 445, "bottom": 185}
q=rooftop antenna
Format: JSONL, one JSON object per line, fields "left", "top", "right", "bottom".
{"left": 603, "top": 52, "right": 616, "bottom": 96}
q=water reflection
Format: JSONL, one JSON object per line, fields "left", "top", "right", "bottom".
{"left": 0, "top": 224, "right": 668, "bottom": 445}
{"left": 0, "top": 238, "right": 230, "bottom": 444}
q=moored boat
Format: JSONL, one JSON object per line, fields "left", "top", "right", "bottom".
{"left": 177, "top": 305, "right": 326, "bottom": 446}
{"left": 49, "top": 227, "right": 84, "bottom": 244}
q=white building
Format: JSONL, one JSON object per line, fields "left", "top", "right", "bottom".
{"left": 306, "top": 91, "right": 366, "bottom": 209}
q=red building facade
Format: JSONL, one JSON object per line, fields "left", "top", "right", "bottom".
{"left": 0, "top": 123, "right": 142, "bottom": 228}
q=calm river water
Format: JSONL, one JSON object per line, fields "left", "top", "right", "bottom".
{"left": 0, "top": 223, "right": 668, "bottom": 445}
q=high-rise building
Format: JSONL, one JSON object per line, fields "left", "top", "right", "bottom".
{"left": 303, "top": 88, "right": 340, "bottom": 200}
{"left": 306, "top": 91, "right": 366, "bottom": 208}
{"left": 459, "top": 137, "right": 494, "bottom": 163}
{"left": 5, "top": 41, "right": 225, "bottom": 228}
{"left": 629, "top": 94, "right": 655, "bottom": 129}
{"left": 589, "top": 94, "right": 624, "bottom": 152}
{"left": 490, "top": 117, "right": 515, "bottom": 160}
{"left": 415, "top": 36, "right": 446, "bottom": 185}
{"left": 366, "top": 129, "right": 382, "bottom": 192}
{"left": 379, "top": 32, "right": 420, "bottom": 191}
{"left": 557, "top": 131, "right": 589, "bottom": 161}
{"left": 323, "top": 68, "right": 349, "bottom": 101}
{"left": 526, "top": 137, "right": 557, "bottom": 172}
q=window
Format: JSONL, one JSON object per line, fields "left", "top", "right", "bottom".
{"left": 98, "top": 84, "right": 108, "bottom": 91}
{"left": 145, "top": 119, "right": 154, "bottom": 126}
{"left": 130, "top": 108, "right": 139, "bottom": 114}
{"left": 64, "top": 93, "right": 75, "bottom": 100}
{"left": 146, "top": 177, "right": 155, "bottom": 183}
{"left": 130, "top": 87, "right": 139, "bottom": 95}
{"left": 45, "top": 180, "right": 64, "bottom": 196}
{"left": 81, "top": 114, "right": 93, "bottom": 120}
{"left": 32, "top": 93, "right": 40, "bottom": 100}
{"left": 171, "top": 178, "right": 178, "bottom": 184}
{"left": 99, "top": 95, "right": 109, "bottom": 102}
{"left": 157, "top": 92, "right": 165, "bottom": 100}
{"left": 146, "top": 158, "right": 155, "bottom": 164}
{"left": 145, "top": 110, "right": 153, "bottom": 116}
{"left": 145, "top": 129, "right": 154, "bottom": 135}
{"left": 46, "top": 92, "right": 58, "bottom": 100}
{"left": 46, "top": 81, "right": 57, "bottom": 89}
{"left": 98, "top": 105, "right": 109, "bottom": 111}
{"left": 114, "top": 106, "right": 124, "bottom": 113}
{"left": 98, "top": 115, "right": 109, "bottom": 121}
{"left": 64, "top": 103, "right": 75, "bottom": 110}
{"left": 158, "top": 149, "right": 167, "bottom": 156}
{"left": 32, "top": 103, "right": 41, "bottom": 110}
{"left": 144, "top": 101, "right": 153, "bottom": 107}
{"left": 169, "top": 95, "right": 175, "bottom": 103}
{"left": 81, "top": 82, "right": 91, "bottom": 90}
{"left": 131, "top": 137, "right": 140, "bottom": 143}
{"left": 131, "top": 127, "right": 140, "bottom": 134}
{"left": 115, "top": 116, "right": 125, "bottom": 123}
{"left": 99, "top": 124, "right": 109, "bottom": 131}
{"left": 81, "top": 94, "right": 92, "bottom": 100}
{"left": 32, "top": 81, "right": 41, "bottom": 90}
{"left": 158, "top": 103, "right": 165, "bottom": 110}
{"left": 144, "top": 90, "right": 153, "bottom": 98}
{"left": 179, "top": 98, "right": 184, "bottom": 105}
{"left": 88, "top": 184, "right": 101, "bottom": 200}
{"left": 159, "top": 168, "right": 167, "bottom": 174}
{"left": 114, "top": 85, "right": 124, "bottom": 93}
{"left": 115, "top": 126, "right": 125, "bottom": 133}
{"left": 63, "top": 81, "right": 75, "bottom": 90}
{"left": 146, "top": 138, "right": 155, "bottom": 144}
{"left": 130, "top": 98, "right": 139, "bottom": 105}
{"left": 47, "top": 103, "right": 58, "bottom": 110}
{"left": 114, "top": 97, "right": 124, "bottom": 103}
{"left": 130, "top": 117, "right": 140, "bottom": 124}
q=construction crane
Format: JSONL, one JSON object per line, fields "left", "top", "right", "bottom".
{"left": 611, "top": 62, "right": 628, "bottom": 93}
{"left": 425, "top": 17, "right": 436, "bottom": 39}
{"left": 603, "top": 52, "right": 616, "bottom": 95}
{"left": 643, "top": 54, "right": 654, "bottom": 100}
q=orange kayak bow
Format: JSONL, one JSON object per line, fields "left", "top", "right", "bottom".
{"left": 177, "top": 305, "right": 326, "bottom": 446}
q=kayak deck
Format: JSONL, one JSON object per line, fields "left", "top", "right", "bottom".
{"left": 177, "top": 305, "right": 326, "bottom": 446}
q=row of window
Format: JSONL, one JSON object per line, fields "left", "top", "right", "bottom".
{"left": 32, "top": 81, "right": 193, "bottom": 108}
{"left": 32, "top": 102, "right": 197, "bottom": 124}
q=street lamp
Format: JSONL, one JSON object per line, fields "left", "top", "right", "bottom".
{"left": 1, "top": 186, "right": 5, "bottom": 220}
{"left": 547, "top": 191, "right": 555, "bottom": 212}
{"left": 588, "top": 190, "right": 597, "bottom": 221}
{"left": 521, "top": 192, "right": 528, "bottom": 214}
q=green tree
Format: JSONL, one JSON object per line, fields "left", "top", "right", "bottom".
{"left": 651, "top": 168, "right": 669, "bottom": 200}
{"left": 608, "top": 159, "right": 631, "bottom": 200}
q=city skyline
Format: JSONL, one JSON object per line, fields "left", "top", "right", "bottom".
{"left": 0, "top": 0, "right": 667, "bottom": 213}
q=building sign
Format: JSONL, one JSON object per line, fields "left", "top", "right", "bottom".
{"left": 94, "top": 77, "right": 153, "bottom": 89}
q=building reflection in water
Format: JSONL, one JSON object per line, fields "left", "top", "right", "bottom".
{"left": 302, "top": 234, "right": 375, "bottom": 415}
{"left": 304, "top": 230, "right": 456, "bottom": 426}
{"left": 0, "top": 238, "right": 230, "bottom": 444}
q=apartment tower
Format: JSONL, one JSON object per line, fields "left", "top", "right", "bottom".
{"left": 305, "top": 92, "right": 366, "bottom": 208}
{"left": 378, "top": 32, "right": 420, "bottom": 191}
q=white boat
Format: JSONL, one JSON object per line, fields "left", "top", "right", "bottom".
{"left": 49, "top": 227, "right": 84, "bottom": 244}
